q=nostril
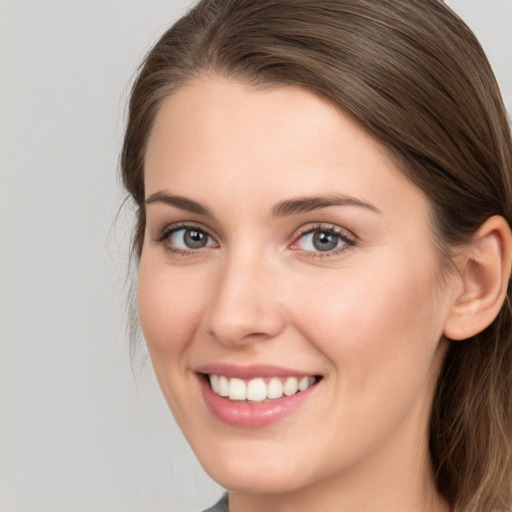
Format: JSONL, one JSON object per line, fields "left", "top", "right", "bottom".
{"left": 204, "top": 288, "right": 286, "bottom": 347}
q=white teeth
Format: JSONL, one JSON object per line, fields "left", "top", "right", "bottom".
{"left": 298, "top": 376, "right": 310, "bottom": 391}
{"left": 218, "top": 375, "right": 229, "bottom": 397}
{"left": 283, "top": 376, "right": 299, "bottom": 396}
{"left": 228, "top": 378, "right": 246, "bottom": 400}
{"left": 210, "top": 374, "right": 220, "bottom": 393}
{"left": 267, "top": 377, "right": 283, "bottom": 399}
{"left": 247, "top": 378, "right": 267, "bottom": 401}
{"left": 208, "top": 374, "right": 317, "bottom": 401}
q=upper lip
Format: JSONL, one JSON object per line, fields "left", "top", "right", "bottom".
{"left": 195, "top": 363, "right": 318, "bottom": 380}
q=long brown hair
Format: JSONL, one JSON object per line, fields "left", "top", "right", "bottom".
{"left": 121, "top": 1, "right": 512, "bottom": 510}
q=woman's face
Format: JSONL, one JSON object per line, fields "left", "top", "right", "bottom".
{"left": 139, "top": 78, "right": 454, "bottom": 498}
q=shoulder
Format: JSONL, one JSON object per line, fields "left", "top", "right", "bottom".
{"left": 202, "top": 493, "right": 229, "bottom": 512}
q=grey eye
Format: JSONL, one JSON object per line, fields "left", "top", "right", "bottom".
{"left": 312, "top": 230, "right": 339, "bottom": 251}
{"left": 170, "top": 228, "right": 212, "bottom": 249}
{"left": 184, "top": 229, "right": 208, "bottom": 248}
{"left": 295, "top": 229, "right": 346, "bottom": 252}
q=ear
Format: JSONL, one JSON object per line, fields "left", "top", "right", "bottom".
{"left": 443, "top": 215, "right": 512, "bottom": 341}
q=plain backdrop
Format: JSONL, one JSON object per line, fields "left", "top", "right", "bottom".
{"left": 1, "top": 1, "right": 511, "bottom": 511}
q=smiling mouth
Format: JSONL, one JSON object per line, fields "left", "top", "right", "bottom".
{"left": 206, "top": 374, "right": 320, "bottom": 402}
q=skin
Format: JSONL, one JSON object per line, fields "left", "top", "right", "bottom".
{"left": 138, "top": 77, "right": 455, "bottom": 512}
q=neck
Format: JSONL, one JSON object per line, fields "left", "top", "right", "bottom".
{"left": 228, "top": 456, "right": 450, "bottom": 512}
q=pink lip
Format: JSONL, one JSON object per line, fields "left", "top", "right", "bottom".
{"left": 196, "top": 365, "right": 320, "bottom": 428}
{"left": 195, "top": 363, "right": 315, "bottom": 379}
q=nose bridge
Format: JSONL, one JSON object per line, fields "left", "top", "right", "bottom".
{"left": 205, "top": 243, "right": 285, "bottom": 347}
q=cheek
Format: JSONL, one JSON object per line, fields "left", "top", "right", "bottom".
{"left": 137, "top": 256, "right": 208, "bottom": 358}
{"left": 291, "top": 258, "right": 444, "bottom": 391}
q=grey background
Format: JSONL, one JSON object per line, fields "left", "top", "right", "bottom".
{"left": 1, "top": 1, "right": 511, "bottom": 511}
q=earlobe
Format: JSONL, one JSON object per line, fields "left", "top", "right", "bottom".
{"left": 443, "top": 215, "right": 512, "bottom": 341}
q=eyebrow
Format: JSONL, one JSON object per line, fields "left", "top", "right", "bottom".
{"left": 145, "top": 191, "right": 214, "bottom": 218}
{"left": 145, "top": 191, "right": 380, "bottom": 218}
{"left": 272, "top": 194, "right": 380, "bottom": 218}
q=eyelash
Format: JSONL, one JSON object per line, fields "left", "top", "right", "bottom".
{"left": 290, "top": 224, "right": 356, "bottom": 259}
{"left": 152, "top": 222, "right": 356, "bottom": 259}
{"left": 152, "top": 222, "right": 217, "bottom": 257}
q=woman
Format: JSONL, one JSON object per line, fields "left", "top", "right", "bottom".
{"left": 121, "top": 1, "right": 512, "bottom": 511}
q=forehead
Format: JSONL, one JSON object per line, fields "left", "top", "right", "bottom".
{"left": 144, "top": 77, "right": 427, "bottom": 222}
{"left": 146, "top": 77, "right": 384, "bottom": 168}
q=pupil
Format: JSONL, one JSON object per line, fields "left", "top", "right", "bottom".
{"left": 184, "top": 229, "right": 207, "bottom": 249}
{"left": 313, "top": 231, "right": 338, "bottom": 251}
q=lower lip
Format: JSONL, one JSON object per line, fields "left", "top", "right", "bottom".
{"left": 198, "top": 375, "right": 318, "bottom": 427}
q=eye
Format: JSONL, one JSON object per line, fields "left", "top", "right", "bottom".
{"left": 291, "top": 225, "right": 355, "bottom": 255}
{"left": 153, "top": 224, "right": 217, "bottom": 253}
{"left": 171, "top": 227, "right": 212, "bottom": 249}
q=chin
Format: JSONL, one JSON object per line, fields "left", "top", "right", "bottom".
{"left": 207, "top": 465, "right": 308, "bottom": 495}
{"left": 196, "top": 442, "right": 314, "bottom": 494}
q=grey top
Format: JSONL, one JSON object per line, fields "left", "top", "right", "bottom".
{"left": 202, "top": 493, "right": 228, "bottom": 512}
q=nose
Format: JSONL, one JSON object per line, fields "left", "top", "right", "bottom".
{"left": 204, "top": 252, "right": 286, "bottom": 348}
